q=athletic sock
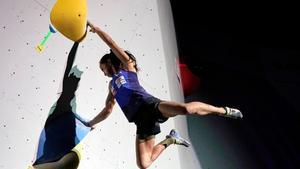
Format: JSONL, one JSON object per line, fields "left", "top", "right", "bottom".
{"left": 159, "top": 137, "right": 175, "bottom": 148}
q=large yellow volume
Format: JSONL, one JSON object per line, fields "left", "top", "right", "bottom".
{"left": 50, "top": 0, "right": 87, "bottom": 42}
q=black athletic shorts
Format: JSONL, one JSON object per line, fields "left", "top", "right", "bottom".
{"left": 133, "top": 97, "right": 168, "bottom": 139}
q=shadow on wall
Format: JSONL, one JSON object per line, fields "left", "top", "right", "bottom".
{"left": 32, "top": 42, "right": 90, "bottom": 168}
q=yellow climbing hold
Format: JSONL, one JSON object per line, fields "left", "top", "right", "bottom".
{"left": 72, "top": 143, "right": 84, "bottom": 161}
{"left": 27, "top": 165, "right": 35, "bottom": 169}
{"left": 50, "top": 0, "right": 87, "bottom": 42}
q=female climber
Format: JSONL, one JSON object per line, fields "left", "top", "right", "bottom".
{"left": 86, "top": 21, "right": 243, "bottom": 169}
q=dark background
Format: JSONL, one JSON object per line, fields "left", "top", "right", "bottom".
{"left": 170, "top": 1, "right": 300, "bottom": 169}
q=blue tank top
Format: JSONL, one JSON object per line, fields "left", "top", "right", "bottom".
{"left": 111, "top": 70, "right": 152, "bottom": 122}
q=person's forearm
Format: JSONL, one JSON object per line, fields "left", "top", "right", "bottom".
{"left": 89, "top": 108, "right": 111, "bottom": 126}
{"left": 94, "top": 27, "right": 116, "bottom": 47}
{"left": 87, "top": 21, "right": 114, "bottom": 46}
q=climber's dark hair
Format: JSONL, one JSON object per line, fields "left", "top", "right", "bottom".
{"left": 99, "top": 49, "right": 138, "bottom": 71}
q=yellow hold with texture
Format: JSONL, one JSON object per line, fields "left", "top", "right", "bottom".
{"left": 50, "top": 0, "right": 87, "bottom": 42}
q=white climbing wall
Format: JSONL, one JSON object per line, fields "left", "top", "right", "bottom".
{"left": 0, "top": 0, "right": 201, "bottom": 169}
